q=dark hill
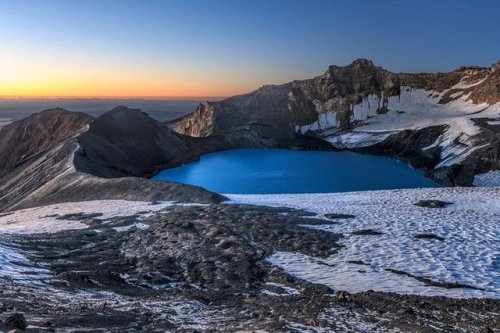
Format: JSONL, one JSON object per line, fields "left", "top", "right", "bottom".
{"left": 0, "top": 108, "right": 92, "bottom": 178}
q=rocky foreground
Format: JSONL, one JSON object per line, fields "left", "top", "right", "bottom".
{"left": 0, "top": 200, "right": 498, "bottom": 332}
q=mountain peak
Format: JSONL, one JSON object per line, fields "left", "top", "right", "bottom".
{"left": 349, "top": 58, "right": 375, "bottom": 68}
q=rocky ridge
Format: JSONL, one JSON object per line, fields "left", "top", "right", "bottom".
{"left": 0, "top": 107, "right": 228, "bottom": 211}
{"left": 171, "top": 59, "right": 500, "bottom": 185}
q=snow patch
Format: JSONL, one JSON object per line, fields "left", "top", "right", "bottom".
{"left": 298, "top": 111, "right": 339, "bottom": 134}
{"left": 473, "top": 170, "right": 500, "bottom": 187}
{"left": 228, "top": 187, "right": 500, "bottom": 298}
{"left": 0, "top": 200, "right": 174, "bottom": 234}
{"left": 487, "top": 119, "right": 500, "bottom": 126}
{"left": 351, "top": 94, "right": 382, "bottom": 121}
{"left": 451, "top": 76, "right": 488, "bottom": 90}
{"left": 261, "top": 282, "right": 300, "bottom": 296}
{"left": 0, "top": 239, "right": 51, "bottom": 284}
{"left": 327, "top": 131, "right": 393, "bottom": 149}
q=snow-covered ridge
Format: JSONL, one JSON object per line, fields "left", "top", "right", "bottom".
{"left": 228, "top": 187, "right": 500, "bottom": 298}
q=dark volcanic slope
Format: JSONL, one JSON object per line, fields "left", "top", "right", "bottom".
{"left": 75, "top": 106, "right": 209, "bottom": 177}
{"left": 0, "top": 107, "right": 227, "bottom": 211}
{"left": 0, "top": 108, "right": 92, "bottom": 178}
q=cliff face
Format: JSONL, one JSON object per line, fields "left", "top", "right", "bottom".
{"left": 172, "top": 59, "right": 498, "bottom": 139}
{"left": 172, "top": 59, "right": 401, "bottom": 138}
{"left": 170, "top": 59, "right": 500, "bottom": 185}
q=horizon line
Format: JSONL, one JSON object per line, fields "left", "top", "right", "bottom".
{"left": 0, "top": 95, "right": 228, "bottom": 100}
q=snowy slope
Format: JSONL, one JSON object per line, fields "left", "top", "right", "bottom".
{"left": 228, "top": 187, "right": 500, "bottom": 298}
{"left": 296, "top": 76, "right": 500, "bottom": 171}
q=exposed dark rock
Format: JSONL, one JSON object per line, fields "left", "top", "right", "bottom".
{"left": 324, "top": 213, "right": 356, "bottom": 219}
{"left": 171, "top": 59, "right": 400, "bottom": 139}
{"left": 75, "top": 106, "right": 228, "bottom": 178}
{"left": 414, "top": 233, "right": 445, "bottom": 241}
{"left": 347, "top": 260, "right": 370, "bottom": 265}
{"left": 0, "top": 107, "right": 227, "bottom": 211}
{"left": 415, "top": 200, "right": 453, "bottom": 208}
{"left": 385, "top": 268, "right": 484, "bottom": 290}
{"left": 351, "top": 229, "right": 383, "bottom": 236}
{"left": 336, "top": 291, "right": 350, "bottom": 302}
{"left": 4, "top": 313, "right": 27, "bottom": 330}
{"left": 0, "top": 108, "right": 92, "bottom": 178}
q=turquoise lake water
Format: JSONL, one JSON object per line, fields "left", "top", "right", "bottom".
{"left": 153, "top": 149, "right": 438, "bottom": 194}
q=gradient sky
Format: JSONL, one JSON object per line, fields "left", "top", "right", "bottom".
{"left": 1, "top": 0, "right": 499, "bottom": 98}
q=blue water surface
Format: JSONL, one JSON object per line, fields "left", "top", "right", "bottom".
{"left": 153, "top": 149, "right": 438, "bottom": 194}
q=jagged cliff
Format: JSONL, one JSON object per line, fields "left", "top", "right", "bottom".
{"left": 171, "top": 59, "right": 500, "bottom": 185}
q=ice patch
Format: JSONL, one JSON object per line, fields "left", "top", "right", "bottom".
{"left": 228, "top": 187, "right": 500, "bottom": 298}
{"left": 473, "top": 170, "right": 500, "bottom": 187}
{"left": 327, "top": 131, "right": 393, "bottom": 149}
{"left": 451, "top": 76, "right": 488, "bottom": 90}
{"left": 0, "top": 200, "right": 174, "bottom": 234}
{"left": 0, "top": 237, "right": 51, "bottom": 284}
{"left": 351, "top": 94, "right": 381, "bottom": 121}
{"left": 298, "top": 111, "right": 339, "bottom": 134}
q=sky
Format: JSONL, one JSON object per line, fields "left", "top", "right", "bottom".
{"left": 0, "top": 0, "right": 499, "bottom": 98}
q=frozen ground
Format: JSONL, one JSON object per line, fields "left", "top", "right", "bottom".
{"left": 474, "top": 170, "right": 500, "bottom": 187}
{"left": 228, "top": 187, "right": 500, "bottom": 298}
{"left": 0, "top": 200, "right": 175, "bottom": 286}
{"left": 0, "top": 200, "right": 174, "bottom": 234}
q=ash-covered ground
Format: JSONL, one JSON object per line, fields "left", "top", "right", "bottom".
{"left": 0, "top": 202, "right": 498, "bottom": 332}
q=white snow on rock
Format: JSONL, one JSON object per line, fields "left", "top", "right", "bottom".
{"left": 297, "top": 111, "right": 340, "bottom": 134}
{"left": 296, "top": 83, "right": 500, "bottom": 168}
{"left": 487, "top": 119, "right": 500, "bottom": 126}
{"left": 351, "top": 93, "right": 382, "bottom": 121}
{"left": 261, "top": 282, "right": 300, "bottom": 297}
{"left": 0, "top": 200, "right": 173, "bottom": 234}
{"left": 473, "top": 170, "right": 500, "bottom": 187}
{"left": 326, "top": 131, "right": 393, "bottom": 149}
{"left": 451, "top": 76, "right": 488, "bottom": 90}
{"left": 228, "top": 187, "right": 500, "bottom": 298}
{"left": 0, "top": 240, "right": 51, "bottom": 283}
